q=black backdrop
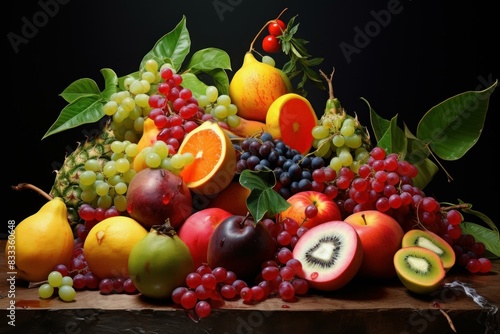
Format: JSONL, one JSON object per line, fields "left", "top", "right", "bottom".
{"left": 4, "top": 0, "right": 499, "bottom": 235}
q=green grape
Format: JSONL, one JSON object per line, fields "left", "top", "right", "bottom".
{"left": 58, "top": 285, "right": 76, "bottom": 302}
{"left": 114, "top": 195, "right": 127, "bottom": 212}
{"left": 121, "top": 96, "right": 136, "bottom": 112}
{"left": 145, "top": 152, "right": 161, "bottom": 168}
{"left": 160, "top": 157, "right": 173, "bottom": 171}
{"left": 134, "top": 93, "right": 150, "bottom": 108}
{"left": 206, "top": 86, "right": 218, "bottom": 103}
{"left": 115, "top": 158, "right": 131, "bottom": 173}
{"left": 152, "top": 141, "right": 169, "bottom": 158}
{"left": 355, "top": 147, "right": 369, "bottom": 162}
{"left": 344, "top": 134, "right": 362, "bottom": 148}
{"left": 111, "top": 141, "right": 125, "bottom": 154}
{"left": 114, "top": 182, "right": 128, "bottom": 195}
{"left": 141, "top": 71, "right": 156, "bottom": 84}
{"left": 226, "top": 114, "right": 241, "bottom": 128}
{"left": 329, "top": 156, "right": 343, "bottom": 172}
{"left": 108, "top": 175, "right": 124, "bottom": 187}
{"left": 103, "top": 101, "right": 118, "bottom": 116}
{"left": 170, "top": 153, "right": 185, "bottom": 169}
{"left": 125, "top": 143, "right": 140, "bottom": 157}
{"left": 61, "top": 276, "right": 73, "bottom": 287}
{"left": 129, "top": 80, "right": 144, "bottom": 95}
{"left": 103, "top": 161, "right": 117, "bottom": 177}
{"left": 182, "top": 153, "right": 195, "bottom": 166}
{"left": 227, "top": 104, "right": 238, "bottom": 116}
{"left": 95, "top": 182, "right": 110, "bottom": 197}
{"left": 134, "top": 117, "right": 145, "bottom": 133}
{"left": 213, "top": 105, "right": 228, "bottom": 119}
{"left": 350, "top": 160, "right": 361, "bottom": 174}
{"left": 79, "top": 170, "right": 97, "bottom": 186}
{"left": 84, "top": 159, "right": 100, "bottom": 172}
{"left": 48, "top": 271, "right": 63, "bottom": 288}
{"left": 217, "top": 94, "right": 231, "bottom": 107}
{"left": 332, "top": 134, "right": 345, "bottom": 147}
{"left": 145, "top": 59, "right": 158, "bottom": 73}
{"left": 314, "top": 138, "right": 331, "bottom": 157}
{"left": 122, "top": 169, "right": 137, "bottom": 183}
{"left": 311, "top": 125, "right": 329, "bottom": 140}
{"left": 340, "top": 124, "right": 355, "bottom": 136}
{"left": 197, "top": 95, "right": 210, "bottom": 108}
{"left": 81, "top": 188, "right": 97, "bottom": 203}
{"left": 38, "top": 283, "right": 54, "bottom": 299}
{"left": 139, "top": 80, "right": 151, "bottom": 94}
{"left": 123, "top": 77, "right": 135, "bottom": 90}
{"left": 338, "top": 149, "right": 353, "bottom": 166}
{"left": 98, "top": 195, "right": 112, "bottom": 209}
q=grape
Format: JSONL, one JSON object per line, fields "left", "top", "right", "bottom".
{"left": 186, "top": 273, "right": 202, "bottom": 289}
{"left": 180, "top": 290, "right": 198, "bottom": 310}
{"left": 58, "top": 285, "right": 76, "bottom": 302}
{"left": 195, "top": 300, "right": 211, "bottom": 319}
{"left": 61, "top": 276, "right": 74, "bottom": 287}
{"left": 38, "top": 283, "right": 54, "bottom": 299}
{"left": 48, "top": 271, "right": 63, "bottom": 288}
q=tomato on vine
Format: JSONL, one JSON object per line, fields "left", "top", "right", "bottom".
{"left": 268, "top": 19, "right": 286, "bottom": 36}
{"left": 262, "top": 35, "right": 281, "bottom": 53}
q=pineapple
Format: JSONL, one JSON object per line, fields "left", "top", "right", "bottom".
{"left": 50, "top": 123, "right": 116, "bottom": 227}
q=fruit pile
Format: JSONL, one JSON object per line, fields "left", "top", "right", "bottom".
{"left": 8, "top": 9, "right": 498, "bottom": 322}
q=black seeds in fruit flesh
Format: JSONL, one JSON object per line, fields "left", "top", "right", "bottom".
{"left": 304, "top": 236, "right": 341, "bottom": 268}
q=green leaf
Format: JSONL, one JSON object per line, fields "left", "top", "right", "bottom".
{"left": 416, "top": 80, "right": 497, "bottom": 160}
{"left": 376, "top": 114, "right": 407, "bottom": 155}
{"left": 184, "top": 48, "right": 231, "bottom": 72}
{"left": 42, "top": 96, "right": 105, "bottom": 139}
{"left": 411, "top": 158, "right": 439, "bottom": 190}
{"left": 365, "top": 98, "right": 390, "bottom": 142}
{"left": 180, "top": 72, "right": 209, "bottom": 98}
{"left": 59, "top": 78, "right": 101, "bottom": 103}
{"left": 140, "top": 15, "right": 190, "bottom": 72}
{"left": 404, "top": 124, "right": 430, "bottom": 164}
{"left": 460, "top": 222, "right": 500, "bottom": 257}
{"left": 239, "top": 170, "right": 291, "bottom": 222}
{"left": 100, "top": 68, "right": 119, "bottom": 100}
{"left": 461, "top": 201, "right": 499, "bottom": 235}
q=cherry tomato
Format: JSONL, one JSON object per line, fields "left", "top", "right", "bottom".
{"left": 262, "top": 35, "right": 280, "bottom": 53}
{"left": 268, "top": 19, "right": 286, "bottom": 36}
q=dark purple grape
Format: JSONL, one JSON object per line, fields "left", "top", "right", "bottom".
{"left": 246, "top": 155, "right": 261, "bottom": 170}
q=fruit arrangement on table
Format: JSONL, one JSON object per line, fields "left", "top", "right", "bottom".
{"left": 7, "top": 9, "right": 499, "bottom": 322}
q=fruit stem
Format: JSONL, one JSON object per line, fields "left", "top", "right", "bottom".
{"left": 11, "top": 183, "right": 53, "bottom": 201}
{"left": 320, "top": 68, "right": 343, "bottom": 115}
{"left": 361, "top": 214, "right": 368, "bottom": 225}
{"left": 153, "top": 219, "right": 177, "bottom": 237}
{"left": 249, "top": 8, "right": 288, "bottom": 52}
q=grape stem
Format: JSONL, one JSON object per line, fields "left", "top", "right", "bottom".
{"left": 11, "top": 183, "right": 53, "bottom": 201}
{"left": 248, "top": 8, "right": 288, "bottom": 52}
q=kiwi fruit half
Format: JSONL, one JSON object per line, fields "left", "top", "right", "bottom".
{"left": 393, "top": 246, "right": 445, "bottom": 294}
{"left": 401, "top": 229, "right": 455, "bottom": 271}
{"left": 292, "top": 220, "right": 363, "bottom": 291}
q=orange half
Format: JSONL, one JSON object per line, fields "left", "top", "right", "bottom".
{"left": 266, "top": 93, "right": 318, "bottom": 155}
{"left": 178, "top": 121, "right": 236, "bottom": 195}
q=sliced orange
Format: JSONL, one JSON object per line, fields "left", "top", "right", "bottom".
{"left": 266, "top": 93, "right": 318, "bottom": 155}
{"left": 178, "top": 121, "right": 236, "bottom": 195}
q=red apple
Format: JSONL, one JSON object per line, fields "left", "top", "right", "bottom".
{"left": 344, "top": 210, "right": 404, "bottom": 279}
{"left": 280, "top": 191, "right": 341, "bottom": 229}
{"left": 177, "top": 208, "right": 232, "bottom": 269}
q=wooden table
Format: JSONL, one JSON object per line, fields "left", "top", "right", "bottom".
{"left": 0, "top": 239, "right": 498, "bottom": 333}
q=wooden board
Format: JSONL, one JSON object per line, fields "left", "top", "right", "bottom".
{"left": 0, "top": 239, "right": 498, "bottom": 333}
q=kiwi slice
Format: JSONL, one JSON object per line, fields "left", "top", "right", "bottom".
{"left": 401, "top": 229, "right": 455, "bottom": 271}
{"left": 393, "top": 246, "right": 445, "bottom": 294}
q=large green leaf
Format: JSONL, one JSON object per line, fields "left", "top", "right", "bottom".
{"left": 59, "top": 78, "right": 101, "bottom": 103}
{"left": 411, "top": 158, "right": 439, "bottom": 190}
{"left": 140, "top": 16, "right": 190, "bottom": 72}
{"left": 42, "top": 96, "right": 105, "bottom": 138}
{"left": 375, "top": 114, "right": 407, "bottom": 155}
{"left": 180, "top": 72, "right": 209, "bottom": 98}
{"left": 184, "top": 48, "right": 231, "bottom": 72}
{"left": 416, "top": 80, "right": 497, "bottom": 160}
{"left": 460, "top": 222, "right": 500, "bottom": 257}
{"left": 404, "top": 124, "right": 430, "bottom": 164}
{"left": 100, "top": 68, "right": 119, "bottom": 100}
{"left": 365, "top": 98, "right": 390, "bottom": 142}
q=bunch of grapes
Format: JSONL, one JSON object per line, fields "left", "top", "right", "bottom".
{"left": 38, "top": 270, "right": 77, "bottom": 302}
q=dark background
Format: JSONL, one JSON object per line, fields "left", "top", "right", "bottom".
{"left": 4, "top": 0, "right": 499, "bottom": 235}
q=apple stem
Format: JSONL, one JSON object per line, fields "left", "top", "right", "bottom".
{"left": 11, "top": 183, "right": 52, "bottom": 201}
{"left": 361, "top": 214, "right": 368, "bottom": 225}
{"left": 248, "top": 8, "right": 288, "bottom": 52}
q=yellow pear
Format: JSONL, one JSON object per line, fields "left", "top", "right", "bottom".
{"left": 6, "top": 197, "right": 74, "bottom": 282}
{"left": 229, "top": 52, "right": 292, "bottom": 122}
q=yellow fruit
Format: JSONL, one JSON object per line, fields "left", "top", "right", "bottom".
{"left": 178, "top": 121, "right": 236, "bottom": 196}
{"left": 6, "top": 197, "right": 74, "bottom": 282}
{"left": 266, "top": 93, "right": 318, "bottom": 155}
{"left": 229, "top": 52, "right": 292, "bottom": 122}
{"left": 132, "top": 117, "right": 160, "bottom": 172}
{"left": 83, "top": 216, "right": 148, "bottom": 280}
{"left": 227, "top": 115, "right": 267, "bottom": 138}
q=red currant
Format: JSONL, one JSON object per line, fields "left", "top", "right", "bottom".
{"left": 262, "top": 35, "right": 280, "bottom": 53}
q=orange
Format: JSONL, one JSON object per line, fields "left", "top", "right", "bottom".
{"left": 206, "top": 181, "right": 251, "bottom": 215}
{"left": 178, "top": 121, "right": 237, "bottom": 195}
{"left": 83, "top": 216, "right": 148, "bottom": 280}
{"left": 266, "top": 93, "right": 318, "bottom": 155}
